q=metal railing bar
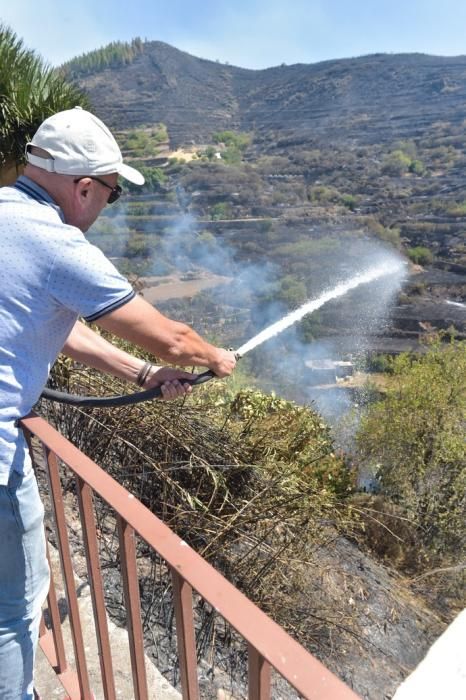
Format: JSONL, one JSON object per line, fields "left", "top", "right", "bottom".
{"left": 22, "top": 414, "right": 360, "bottom": 700}
{"left": 45, "top": 540, "right": 68, "bottom": 674}
{"left": 170, "top": 569, "right": 200, "bottom": 700}
{"left": 39, "top": 627, "right": 82, "bottom": 700}
{"left": 76, "top": 476, "right": 117, "bottom": 700}
{"left": 248, "top": 645, "right": 271, "bottom": 700}
{"left": 44, "top": 444, "right": 93, "bottom": 699}
{"left": 116, "top": 516, "right": 149, "bottom": 700}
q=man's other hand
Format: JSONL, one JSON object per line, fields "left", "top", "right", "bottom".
{"left": 144, "top": 366, "right": 198, "bottom": 400}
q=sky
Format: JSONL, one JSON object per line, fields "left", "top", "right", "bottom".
{"left": 2, "top": 0, "right": 466, "bottom": 69}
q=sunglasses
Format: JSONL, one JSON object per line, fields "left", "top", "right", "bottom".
{"left": 74, "top": 176, "right": 122, "bottom": 204}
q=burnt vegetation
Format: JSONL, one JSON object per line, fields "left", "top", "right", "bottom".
{"left": 39, "top": 332, "right": 465, "bottom": 698}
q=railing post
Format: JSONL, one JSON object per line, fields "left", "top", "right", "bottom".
{"left": 117, "top": 515, "right": 149, "bottom": 700}
{"left": 76, "top": 476, "right": 117, "bottom": 700}
{"left": 171, "top": 569, "right": 200, "bottom": 700}
{"left": 248, "top": 645, "right": 271, "bottom": 700}
{"left": 44, "top": 540, "right": 68, "bottom": 673}
{"left": 44, "top": 444, "right": 93, "bottom": 699}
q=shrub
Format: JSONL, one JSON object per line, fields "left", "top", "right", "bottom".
{"left": 124, "top": 234, "right": 150, "bottom": 259}
{"left": 341, "top": 194, "right": 357, "bottom": 211}
{"left": 307, "top": 185, "right": 340, "bottom": 203}
{"left": 446, "top": 200, "right": 466, "bottom": 216}
{"left": 258, "top": 219, "right": 273, "bottom": 233}
{"left": 356, "top": 339, "right": 466, "bottom": 563}
{"left": 393, "top": 140, "right": 417, "bottom": 158}
{"left": 349, "top": 494, "right": 421, "bottom": 569}
{"left": 212, "top": 131, "right": 251, "bottom": 151}
{"left": 210, "top": 202, "right": 231, "bottom": 220}
{"left": 409, "top": 159, "right": 425, "bottom": 176}
{"left": 381, "top": 150, "right": 412, "bottom": 176}
{"left": 277, "top": 275, "right": 307, "bottom": 309}
{"left": 367, "top": 353, "right": 395, "bottom": 374}
{"left": 407, "top": 246, "right": 434, "bottom": 265}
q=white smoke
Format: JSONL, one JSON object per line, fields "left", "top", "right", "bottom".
{"left": 98, "top": 195, "right": 408, "bottom": 441}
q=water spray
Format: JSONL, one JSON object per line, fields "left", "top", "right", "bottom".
{"left": 235, "top": 260, "right": 404, "bottom": 357}
{"left": 41, "top": 260, "right": 405, "bottom": 407}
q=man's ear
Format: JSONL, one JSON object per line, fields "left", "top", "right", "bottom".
{"left": 75, "top": 178, "right": 91, "bottom": 201}
{"left": 75, "top": 178, "right": 90, "bottom": 201}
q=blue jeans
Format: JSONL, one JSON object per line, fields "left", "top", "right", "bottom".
{"left": 0, "top": 468, "right": 50, "bottom": 699}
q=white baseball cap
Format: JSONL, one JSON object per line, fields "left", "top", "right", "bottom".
{"left": 26, "top": 106, "right": 144, "bottom": 185}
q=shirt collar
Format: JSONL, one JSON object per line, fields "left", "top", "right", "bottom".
{"left": 14, "top": 175, "right": 65, "bottom": 222}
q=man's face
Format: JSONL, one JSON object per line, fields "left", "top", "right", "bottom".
{"left": 65, "top": 173, "right": 120, "bottom": 232}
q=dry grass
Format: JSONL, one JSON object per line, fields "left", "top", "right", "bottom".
{"left": 40, "top": 359, "right": 356, "bottom": 623}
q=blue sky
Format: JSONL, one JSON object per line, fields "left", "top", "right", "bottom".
{"left": 2, "top": 0, "right": 466, "bottom": 69}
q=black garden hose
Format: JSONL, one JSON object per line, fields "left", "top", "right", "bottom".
{"left": 40, "top": 369, "right": 216, "bottom": 408}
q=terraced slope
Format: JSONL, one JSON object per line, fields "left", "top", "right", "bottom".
{"left": 71, "top": 43, "right": 466, "bottom": 147}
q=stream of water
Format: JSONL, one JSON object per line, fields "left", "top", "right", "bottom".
{"left": 236, "top": 260, "right": 406, "bottom": 356}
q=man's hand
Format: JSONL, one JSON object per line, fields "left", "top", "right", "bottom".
{"left": 144, "top": 366, "right": 199, "bottom": 401}
{"left": 210, "top": 349, "right": 237, "bottom": 378}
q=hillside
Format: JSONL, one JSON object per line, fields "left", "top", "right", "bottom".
{"left": 69, "top": 41, "right": 466, "bottom": 412}
{"left": 64, "top": 42, "right": 466, "bottom": 148}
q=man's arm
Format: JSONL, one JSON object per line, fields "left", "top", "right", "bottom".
{"left": 62, "top": 321, "right": 200, "bottom": 398}
{"left": 95, "top": 295, "right": 236, "bottom": 378}
{"left": 63, "top": 320, "right": 148, "bottom": 384}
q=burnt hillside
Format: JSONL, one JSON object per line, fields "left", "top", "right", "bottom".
{"left": 76, "top": 40, "right": 466, "bottom": 354}
{"left": 69, "top": 42, "right": 466, "bottom": 147}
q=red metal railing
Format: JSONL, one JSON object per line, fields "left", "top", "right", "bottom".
{"left": 21, "top": 412, "right": 360, "bottom": 700}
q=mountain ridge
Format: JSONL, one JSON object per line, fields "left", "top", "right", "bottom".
{"left": 68, "top": 41, "right": 466, "bottom": 147}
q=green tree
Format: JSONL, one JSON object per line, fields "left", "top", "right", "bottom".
{"left": 211, "top": 131, "right": 250, "bottom": 165}
{"left": 126, "top": 166, "right": 166, "bottom": 193}
{"left": 122, "top": 125, "right": 167, "bottom": 157}
{"left": 409, "top": 159, "right": 425, "bottom": 176}
{"left": 341, "top": 193, "right": 357, "bottom": 211}
{"left": 407, "top": 246, "right": 434, "bottom": 265}
{"left": 277, "top": 275, "right": 307, "bottom": 308}
{"left": 204, "top": 145, "right": 217, "bottom": 161}
{"left": 61, "top": 38, "right": 145, "bottom": 78}
{"left": 222, "top": 146, "right": 242, "bottom": 165}
{"left": 212, "top": 131, "right": 250, "bottom": 151}
{"left": 0, "top": 25, "right": 88, "bottom": 178}
{"left": 299, "top": 310, "right": 323, "bottom": 342}
{"left": 356, "top": 339, "right": 466, "bottom": 560}
{"left": 382, "top": 150, "right": 412, "bottom": 176}
{"left": 210, "top": 202, "right": 231, "bottom": 220}
{"left": 124, "top": 233, "right": 150, "bottom": 258}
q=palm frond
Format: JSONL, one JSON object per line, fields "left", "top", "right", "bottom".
{"left": 0, "top": 24, "right": 90, "bottom": 168}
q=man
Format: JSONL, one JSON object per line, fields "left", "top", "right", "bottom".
{"left": 0, "top": 107, "right": 236, "bottom": 699}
